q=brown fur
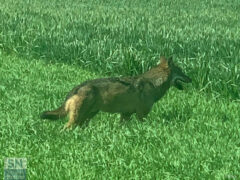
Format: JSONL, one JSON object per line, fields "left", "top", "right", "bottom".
{"left": 40, "top": 56, "right": 192, "bottom": 130}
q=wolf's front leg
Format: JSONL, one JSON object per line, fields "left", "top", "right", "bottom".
{"left": 136, "top": 107, "right": 151, "bottom": 121}
{"left": 136, "top": 113, "right": 147, "bottom": 121}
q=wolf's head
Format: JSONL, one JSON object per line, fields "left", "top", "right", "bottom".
{"left": 159, "top": 56, "right": 192, "bottom": 90}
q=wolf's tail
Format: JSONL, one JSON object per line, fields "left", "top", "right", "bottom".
{"left": 40, "top": 104, "right": 67, "bottom": 120}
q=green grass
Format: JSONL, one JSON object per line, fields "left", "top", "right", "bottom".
{"left": 0, "top": 0, "right": 240, "bottom": 179}
{"left": 0, "top": 0, "right": 239, "bottom": 99}
{"left": 0, "top": 53, "right": 239, "bottom": 179}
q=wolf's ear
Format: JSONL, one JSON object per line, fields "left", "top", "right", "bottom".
{"left": 160, "top": 56, "right": 167, "bottom": 63}
{"left": 159, "top": 56, "right": 168, "bottom": 67}
{"left": 159, "top": 56, "right": 172, "bottom": 69}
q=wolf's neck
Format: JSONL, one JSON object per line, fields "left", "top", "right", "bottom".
{"left": 142, "top": 66, "right": 170, "bottom": 85}
{"left": 153, "top": 80, "right": 171, "bottom": 102}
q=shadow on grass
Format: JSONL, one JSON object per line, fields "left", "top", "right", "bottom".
{"left": 160, "top": 106, "right": 193, "bottom": 125}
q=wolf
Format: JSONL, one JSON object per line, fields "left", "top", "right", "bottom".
{"left": 40, "top": 56, "right": 192, "bottom": 130}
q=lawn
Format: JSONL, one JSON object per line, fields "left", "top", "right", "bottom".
{"left": 0, "top": 0, "right": 239, "bottom": 179}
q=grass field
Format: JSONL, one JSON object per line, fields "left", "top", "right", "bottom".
{"left": 0, "top": 0, "right": 240, "bottom": 179}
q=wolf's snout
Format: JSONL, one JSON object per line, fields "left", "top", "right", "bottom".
{"left": 176, "top": 75, "right": 192, "bottom": 83}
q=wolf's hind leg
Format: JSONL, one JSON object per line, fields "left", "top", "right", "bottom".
{"left": 79, "top": 110, "right": 99, "bottom": 127}
{"left": 77, "top": 90, "right": 99, "bottom": 127}
{"left": 63, "top": 95, "right": 84, "bottom": 130}
{"left": 63, "top": 85, "right": 99, "bottom": 130}
{"left": 72, "top": 85, "right": 99, "bottom": 128}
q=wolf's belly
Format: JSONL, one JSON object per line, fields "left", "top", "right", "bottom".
{"left": 100, "top": 104, "right": 136, "bottom": 113}
{"left": 99, "top": 94, "right": 139, "bottom": 113}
